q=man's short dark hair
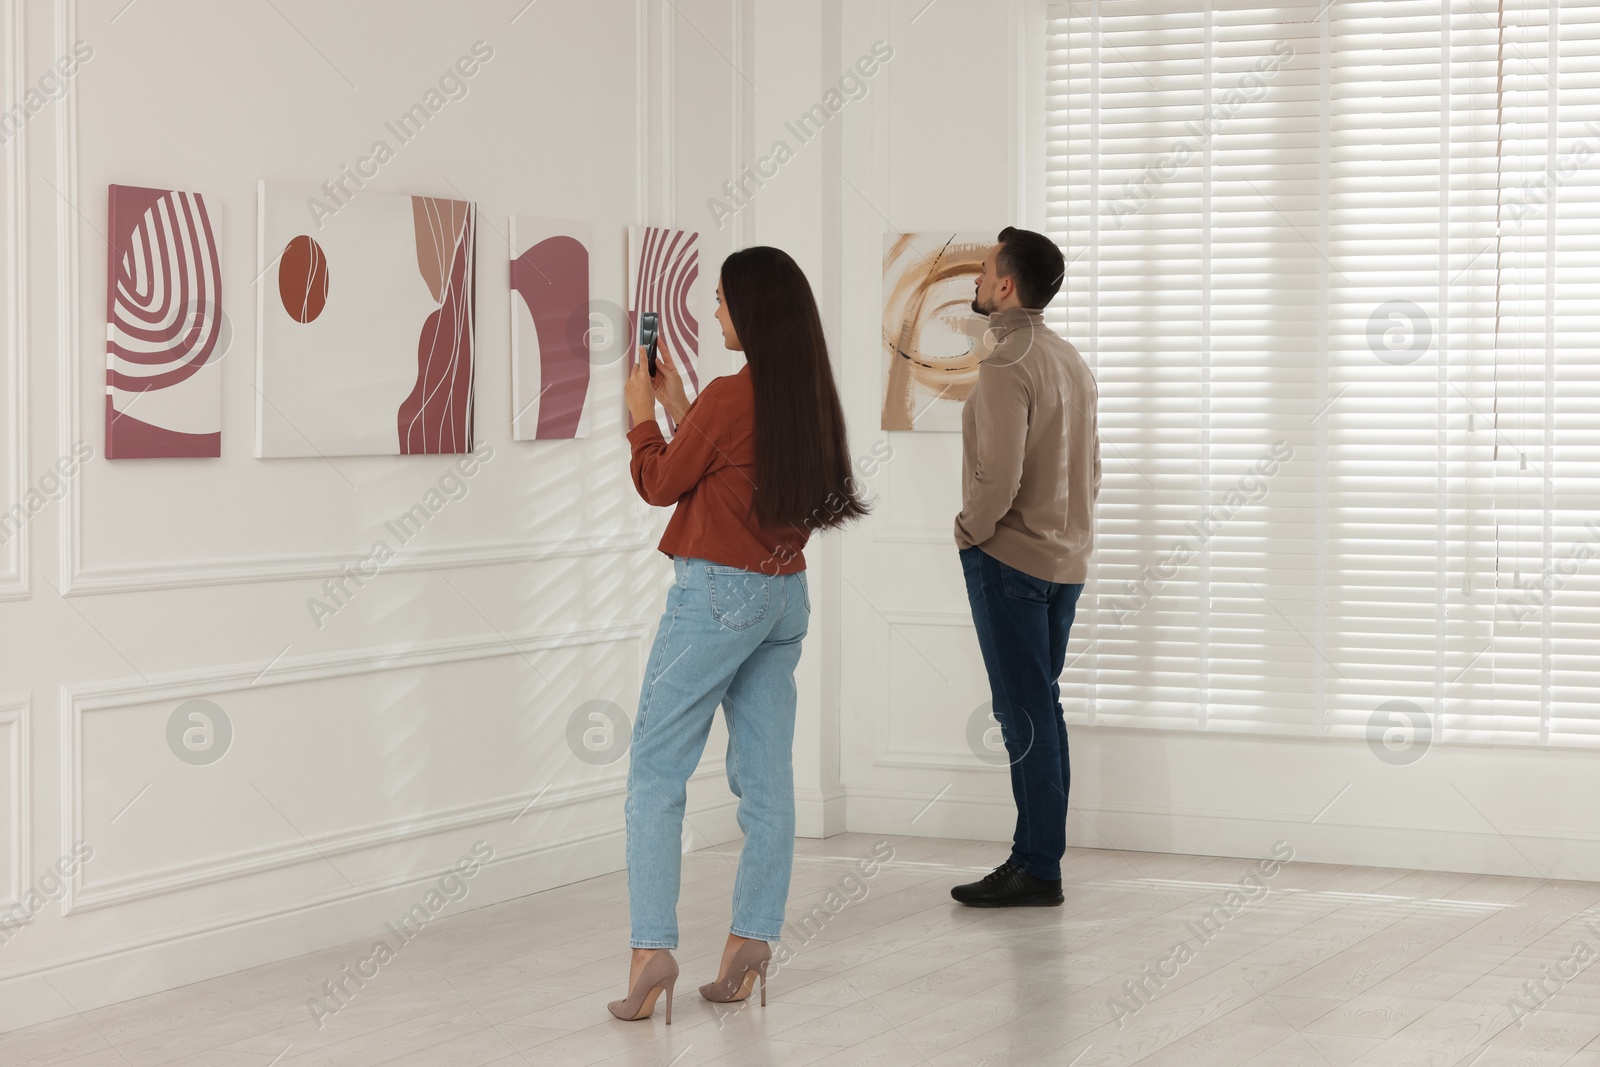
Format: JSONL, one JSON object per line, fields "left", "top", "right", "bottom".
{"left": 995, "top": 226, "right": 1065, "bottom": 309}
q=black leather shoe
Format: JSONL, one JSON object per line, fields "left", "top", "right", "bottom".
{"left": 950, "top": 861, "right": 1064, "bottom": 907}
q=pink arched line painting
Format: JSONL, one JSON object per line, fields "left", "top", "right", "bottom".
{"left": 627, "top": 226, "right": 700, "bottom": 434}
{"left": 399, "top": 197, "right": 475, "bottom": 454}
{"left": 511, "top": 234, "right": 589, "bottom": 439}
{"left": 105, "top": 184, "right": 224, "bottom": 458}
{"left": 636, "top": 227, "right": 700, "bottom": 390}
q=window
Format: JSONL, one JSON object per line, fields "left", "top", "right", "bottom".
{"left": 1047, "top": 0, "right": 1600, "bottom": 747}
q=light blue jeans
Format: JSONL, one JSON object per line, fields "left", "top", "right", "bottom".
{"left": 625, "top": 555, "right": 810, "bottom": 948}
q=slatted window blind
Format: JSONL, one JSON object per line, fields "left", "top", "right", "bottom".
{"left": 1047, "top": 0, "right": 1600, "bottom": 747}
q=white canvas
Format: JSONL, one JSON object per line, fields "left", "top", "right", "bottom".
{"left": 257, "top": 181, "right": 476, "bottom": 457}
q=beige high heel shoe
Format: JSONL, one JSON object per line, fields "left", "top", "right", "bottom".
{"left": 698, "top": 938, "right": 772, "bottom": 1006}
{"left": 607, "top": 950, "right": 679, "bottom": 1023}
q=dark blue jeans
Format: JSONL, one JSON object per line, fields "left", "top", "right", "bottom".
{"left": 959, "top": 545, "right": 1084, "bottom": 881}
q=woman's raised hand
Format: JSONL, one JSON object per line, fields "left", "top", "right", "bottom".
{"left": 651, "top": 344, "right": 692, "bottom": 423}
{"left": 625, "top": 348, "right": 659, "bottom": 425}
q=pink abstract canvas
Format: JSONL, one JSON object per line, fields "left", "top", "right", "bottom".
{"left": 510, "top": 216, "right": 592, "bottom": 440}
{"left": 105, "top": 184, "right": 225, "bottom": 458}
{"left": 399, "top": 197, "right": 475, "bottom": 454}
{"left": 626, "top": 226, "right": 700, "bottom": 434}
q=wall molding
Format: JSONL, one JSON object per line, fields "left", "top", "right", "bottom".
{"left": 881, "top": 610, "right": 968, "bottom": 628}
{"left": 61, "top": 619, "right": 649, "bottom": 914}
{"left": 872, "top": 523, "right": 956, "bottom": 545}
{"left": 634, "top": 0, "right": 677, "bottom": 231}
{"left": 872, "top": 610, "right": 985, "bottom": 770}
{"left": 0, "top": 698, "right": 29, "bottom": 918}
{"left": 660, "top": 0, "right": 675, "bottom": 229}
{"left": 868, "top": 441, "right": 963, "bottom": 546}
{"left": 635, "top": 0, "right": 648, "bottom": 226}
{"left": 65, "top": 530, "right": 653, "bottom": 596}
{"left": 730, "top": 0, "right": 750, "bottom": 249}
{"left": 52, "top": 0, "right": 81, "bottom": 599}
{"left": 0, "top": 0, "right": 27, "bottom": 601}
{"left": 1014, "top": 0, "right": 1049, "bottom": 231}
{"left": 0, "top": 787, "right": 741, "bottom": 997}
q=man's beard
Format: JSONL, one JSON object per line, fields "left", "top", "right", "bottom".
{"left": 971, "top": 294, "right": 993, "bottom": 315}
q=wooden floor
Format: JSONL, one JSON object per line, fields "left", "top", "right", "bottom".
{"left": 6, "top": 832, "right": 1600, "bottom": 1066}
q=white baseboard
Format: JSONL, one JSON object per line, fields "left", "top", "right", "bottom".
{"left": 795, "top": 787, "right": 848, "bottom": 839}
{"left": 843, "top": 788, "right": 1600, "bottom": 883}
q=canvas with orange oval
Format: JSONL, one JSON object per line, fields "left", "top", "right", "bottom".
{"left": 256, "top": 181, "right": 476, "bottom": 457}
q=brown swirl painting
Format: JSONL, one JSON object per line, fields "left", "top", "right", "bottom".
{"left": 880, "top": 232, "right": 994, "bottom": 432}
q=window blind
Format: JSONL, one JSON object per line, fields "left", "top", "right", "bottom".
{"left": 1046, "top": 0, "right": 1600, "bottom": 748}
{"left": 1486, "top": 0, "right": 1600, "bottom": 746}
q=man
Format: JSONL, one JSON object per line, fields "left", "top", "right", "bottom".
{"left": 951, "top": 226, "right": 1100, "bottom": 907}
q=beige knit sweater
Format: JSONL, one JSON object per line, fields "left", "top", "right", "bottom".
{"left": 954, "top": 306, "right": 1101, "bottom": 584}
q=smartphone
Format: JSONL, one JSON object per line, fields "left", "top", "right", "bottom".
{"left": 639, "top": 312, "right": 660, "bottom": 377}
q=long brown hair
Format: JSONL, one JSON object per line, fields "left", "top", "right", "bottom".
{"left": 720, "top": 246, "right": 870, "bottom": 533}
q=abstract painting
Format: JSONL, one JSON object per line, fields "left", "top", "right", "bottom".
{"left": 626, "top": 226, "right": 700, "bottom": 433}
{"left": 510, "top": 216, "right": 592, "bottom": 439}
{"left": 257, "top": 182, "right": 475, "bottom": 457}
{"left": 105, "top": 184, "right": 225, "bottom": 458}
{"left": 881, "top": 232, "right": 994, "bottom": 432}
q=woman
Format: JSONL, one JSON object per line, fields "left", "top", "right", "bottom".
{"left": 607, "top": 246, "right": 869, "bottom": 1024}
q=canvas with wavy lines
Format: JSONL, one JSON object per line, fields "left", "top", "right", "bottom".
{"left": 105, "top": 184, "right": 225, "bottom": 459}
{"left": 626, "top": 226, "right": 700, "bottom": 435}
{"left": 256, "top": 181, "right": 476, "bottom": 457}
{"left": 881, "top": 231, "right": 994, "bottom": 432}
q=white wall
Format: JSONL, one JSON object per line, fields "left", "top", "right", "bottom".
{"left": 0, "top": 0, "right": 793, "bottom": 1031}
{"left": 832, "top": 0, "right": 1600, "bottom": 888}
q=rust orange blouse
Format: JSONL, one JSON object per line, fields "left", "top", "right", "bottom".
{"left": 626, "top": 364, "right": 809, "bottom": 575}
